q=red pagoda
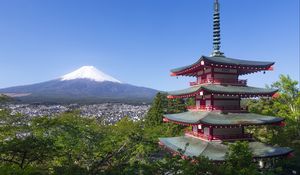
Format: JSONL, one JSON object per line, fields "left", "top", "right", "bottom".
{"left": 159, "top": 0, "right": 292, "bottom": 165}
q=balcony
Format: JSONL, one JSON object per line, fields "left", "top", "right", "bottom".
{"left": 213, "top": 133, "right": 253, "bottom": 141}
{"left": 186, "top": 105, "right": 247, "bottom": 112}
{"left": 186, "top": 105, "right": 213, "bottom": 111}
{"left": 185, "top": 131, "right": 212, "bottom": 141}
{"left": 185, "top": 131, "right": 253, "bottom": 141}
{"left": 189, "top": 78, "right": 247, "bottom": 86}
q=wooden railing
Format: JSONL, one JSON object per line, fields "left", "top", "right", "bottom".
{"left": 213, "top": 106, "right": 247, "bottom": 111}
{"left": 189, "top": 78, "right": 247, "bottom": 86}
{"left": 213, "top": 133, "right": 253, "bottom": 140}
{"left": 185, "top": 131, "right": 252, "bottom": 141}
{"left": 185, "top": 131, "right": 212, "bottom": 140}
{"left": 186, "top": 105, "right": 213, "bottom": 111}
{"left": 186, "top": 105, "right": 247, "bottom": 111}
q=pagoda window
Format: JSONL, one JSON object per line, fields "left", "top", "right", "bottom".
{"left": 214, "top": 99, "right": 240, "bottom": 110}
{"left": 204, "top": 68, "right": 211, "bottom": 74}
{"left": 204, "top": 94, "right": 211, "bottom": 99}
{"left": 214, "top": 67, "right": 237, "bottom": 74}
{"left": 196, "top": 100, "right": 201, "bottom": 109}
{"left": 213, "top": 127, "right": 243, "bottom": 136}
{"left": 197, "top": 70, "right": 204, "bottom": 76}
{"left": 206, "top": 74, "right": 212, "bottom": 79}
{"left": 205, "top": 100, "right": 211, "bottom": 107}
{"left": 203, "top": 127, "right": 210, "bottom": 136}
{"left": 192, "top": 125, "right": 198, "bottom": 133}
{"left": 214, "top": 74, "right": 238, "bottom": 84}
{"left": 197, "top": 76, "right": 201, "bottom": 84}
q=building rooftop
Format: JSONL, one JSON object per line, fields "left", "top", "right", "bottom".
{"left": 164, "top": 111, "right": 283, "bottom": 126}
{"left": 171, "top": 56, "right": 274, "bottom": 76}
{"left": 168, "top": 84, "right": 277, "bottom": 98}
{"left": 159, "top": 136, "right": 293, "bottom": 161}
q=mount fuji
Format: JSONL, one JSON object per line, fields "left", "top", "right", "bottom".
{"left": 0, "top": 66, "right": 158, "bottom": 104}
{"left": 60, "top": 66, "right": 122, "bottom": 83}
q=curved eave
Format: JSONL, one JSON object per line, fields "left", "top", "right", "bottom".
{"left": 159, "top": 136, "right": 293, "bottom": 161}
{"left": 167, "top": 85, "right": 278, "bottom": 99}
{"left": 170, "top": 59, "right": 203, "bottom": 77}
{"left": 170, "top": 56, "right": 275, "bottom": 77}
{"left": 168, "top": 85, "right": 202, "bottom": 98}
{"left": 199, "top": 118, "right": 284, "bottom": 127}
{"left": 163, "top": 111, "right": 284, "bottom": 126}
{"left": 202, "top": 85, "right": 278, "bottom": 96}
{"left": 203, "top": 56, "right": 275, "bottom": 68}
{"left": 250, "top": 142, "right": 294, "bottom": 159}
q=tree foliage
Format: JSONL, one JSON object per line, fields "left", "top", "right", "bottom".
{"left": 144, "top": 92, "right": 167, "bottom": 126}
{"left": 247, "top": 74, "right": 300, "bottom": 174}
{"left": 145, "top": 92, "right": 186, "bottom": 126}
{"left": 223, "top": 141, "right": 259, "bottom": 175}
{"left": 0, "top": 94, "right": 12, "bottom": 103}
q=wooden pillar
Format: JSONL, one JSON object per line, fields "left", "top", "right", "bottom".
{"left": 211, "top": 94, "right": 214, "bottom": 110}
{"left": 212, "top": 66, "right": 215, "bottom": 83}
{"left": 195, "top": 96, "right": 197, "bottom": 109}
{"left": 241, "top": 125, "right": 244, "bottom": 134}
{"left": 238, "top": 94, "right": 241, "bottom": 110}
{"left": 209, "top": 126, "right": 213, "bottom": 140}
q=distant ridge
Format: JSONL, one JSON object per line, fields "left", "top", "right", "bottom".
{"left": 0, "top": 66, "right": 158, "bottom": 104}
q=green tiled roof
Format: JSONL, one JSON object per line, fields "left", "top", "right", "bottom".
{"left": 159, "top": 136, "right": 293, "bottom": 160}
{"left": 171, "top": 56, "right": 274, "bottom": 73}
{"left": 168, "top": 84, "right": 277, "bottom": 96}
{"left": 164, "top": 111, "right": 283, "bottom": 125}
{"left": 168, "top": 85, "right": 202, "bottom": 96}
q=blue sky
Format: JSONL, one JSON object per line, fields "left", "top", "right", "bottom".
{"left": 0, "top": 0, "right": 299, "bottom": 91}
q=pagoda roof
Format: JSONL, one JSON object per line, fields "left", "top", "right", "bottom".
{"left": 168, "top": 84, "right": 277, "bottom": 98}
{"left": 164, "top": 111, "right": 283, "bottom": 126}
{"left": 171, "top": 56, "right": 274, "bottom": 76}
{"left": 159, "top": 136, "right": 293, "bottom": 161}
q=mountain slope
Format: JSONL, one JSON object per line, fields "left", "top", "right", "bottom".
{"left": 61, "top": 66, "right": 121, "bottom": 83}
{"left": 0, "top": 66, "right": 158, "bottom": 104}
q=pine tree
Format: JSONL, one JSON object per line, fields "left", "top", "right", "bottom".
{"left": 166, "top": 98, "right": 186, "bottom": 114}
{"left": 145, "top": 93, "right": 167, "bottom": 126}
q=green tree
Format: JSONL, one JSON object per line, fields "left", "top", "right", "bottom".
{"left": 0, "top": 110, "right": 58, "bottom": 173}
{"left": 145, "top": 93, "right": 168, "bottom": 126}
{"left": 0, "top": 94, "right": 12, "bottom": 103}
{"left": 166, "top": 98, "right": 186, "bottom": 114}
{"left": 185, "top": 98, "right": 196, "bottom": 107}
{"left": 246, "top": 75, "right": 300, "bottom": 174}
{"left": 145, "top": 92, "right": 187, "bottom": 126}
{"left": 271, "top": 75, "right": 300, "bottom": 122}
{"left": 223, "top": 141, "right": 259, "bottom": 175}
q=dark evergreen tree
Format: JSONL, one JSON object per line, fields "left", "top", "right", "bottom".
{"left": 185, "top": 98, "right": 196, "bottom": 107}
{"left": 145, "top": 93, "right": 167, "bottom": 126}
{"left": 166, "top": 98, "right": 186, "bottom": 114}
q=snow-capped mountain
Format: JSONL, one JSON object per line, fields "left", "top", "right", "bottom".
{"left": 61, "top": 66, "right": 121, "bottom": 83}
{"left": 0, "top": 66, "right": 158, "bottom": 104}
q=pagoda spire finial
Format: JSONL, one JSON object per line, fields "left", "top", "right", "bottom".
{"left": 211, "top": 0, "right": 224, "bottom": 57}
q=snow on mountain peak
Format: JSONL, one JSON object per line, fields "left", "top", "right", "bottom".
{"left": 60, "top": 66, "right": 121, "bottom": 83}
